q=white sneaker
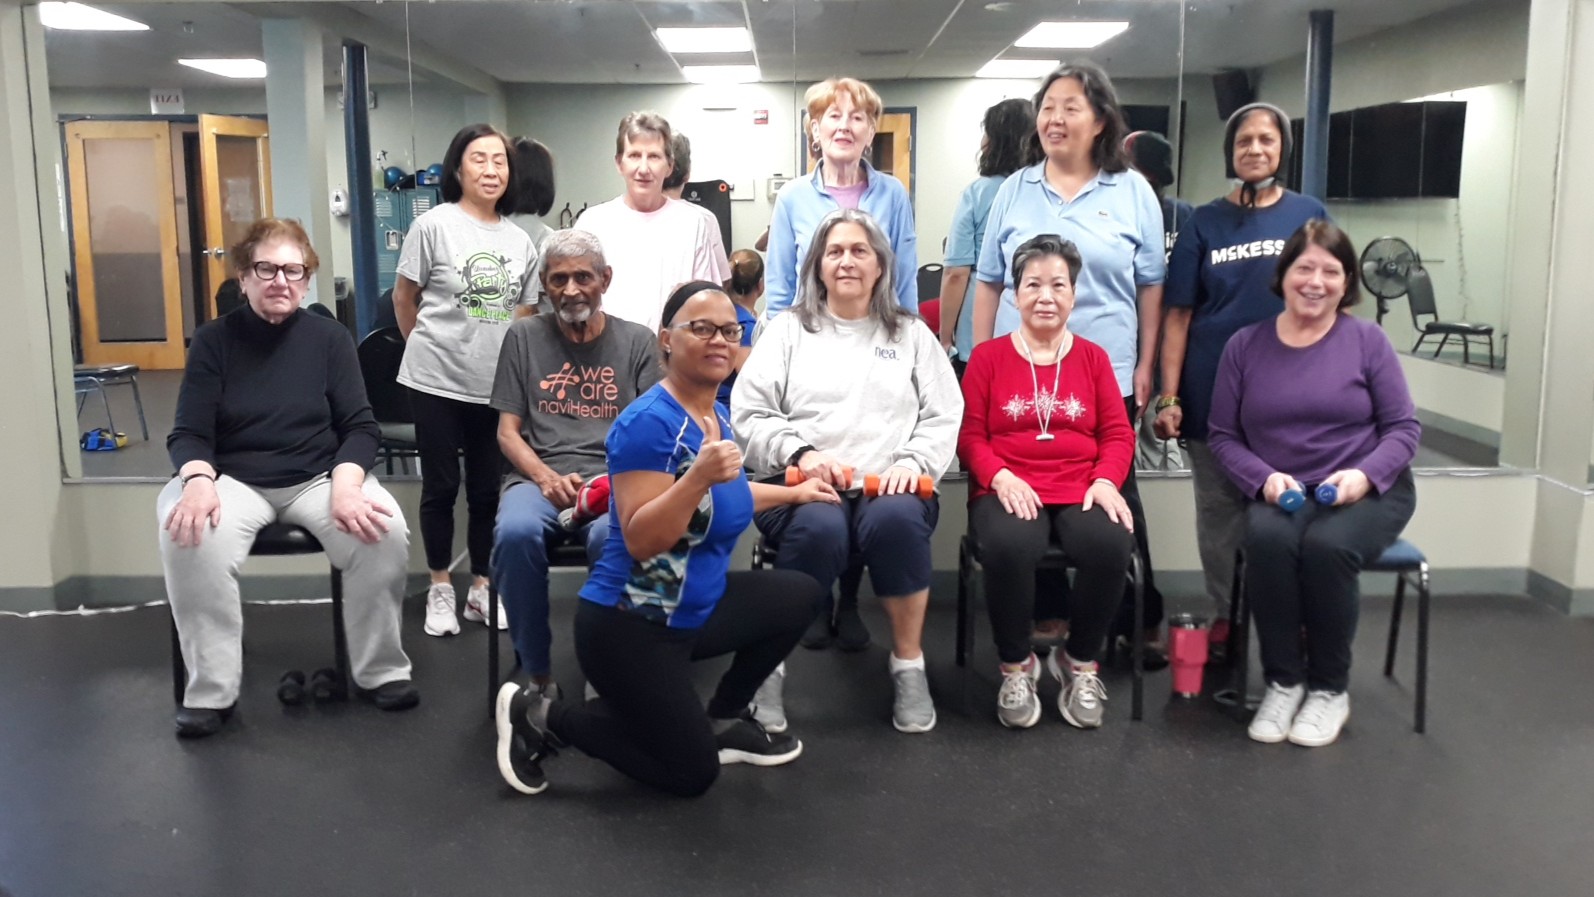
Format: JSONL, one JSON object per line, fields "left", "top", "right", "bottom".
{"left": 750, "top": 663, "right": 788, "bottom": 733}
{"left": 1288, "top": 690, "right": 1350, "bottom": 747}
{"left": 423, "top": 583, "right": 460, "bottom": 637}
{"left": 462, "top": 583, "right": 507, "bottom": 630}
{"left": 1248, "top": 682, "right": 1306, "bottom": 743}
{"left": 1045, "top": 651, "right": 1108, "bottom": 729}
{"left": 996, "top": 656, "right": 1041, "bottom": 729}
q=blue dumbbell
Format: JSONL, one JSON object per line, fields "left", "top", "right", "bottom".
{"left": 1315, "top": 483, "right": 1339, "bottom": 505}
{"left": 1279, "top": 488, "right": 1306, "bottom": 512}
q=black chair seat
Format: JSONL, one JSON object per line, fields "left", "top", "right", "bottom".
{"left": 548, "top": 540, "right": 591, "bottom": 567}
{"left": 379, "top": 422, "right": 418, "bottom": 447}
{"left": 250, "top": 523, "right": 325, "bottom": 556}
{"left": 75, "top": 363, "right": 138, "bottom": 378}
{"left": 1423, "top": 321, "right": 1493, "bottom": 336}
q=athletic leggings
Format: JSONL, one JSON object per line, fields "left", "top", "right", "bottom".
{"left": 409, "top": 388, "right": 501, "bottom": 576}
{"left": 546, "top": 570, "right": 824, "bottom": 797}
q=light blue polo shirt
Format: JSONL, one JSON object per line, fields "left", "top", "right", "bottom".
{"left": 764, "top": 160, "right": 919, "bottom": 319}
{"left": 976, "top": 163, "right": 1166, "bottom": 395}
{"left": 944, "top": 174, "right": 1005, "bottom": 362}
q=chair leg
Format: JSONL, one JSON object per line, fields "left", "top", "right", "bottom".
{"left": 1130, "top": 553, "right": 1144, "bottom": 722}
{"left": 1411, "top": 334, "right": 1427, "bottom": 354}
{"left": 1432, "top": 332, "right": 1450, "bottom": 359}
{"left": 94, "top": 379, "right": 115, "bottom": 433}
{"left": 955, "top": 537, "right": 971, "bottom": 668}
{"left": 1416, "top": 564, "right": 1430, "bottom": 734}
{"left": 170, "top": 610, "right": 186, "bottom": 706}
{"left": 1384, "top": 574, "right": 1406, "bottom": 677}
{"left": 488, "top": 583, "right": 501, "bottom": 718}
{"left": 331, "top": 567, "right": 350, "bottom": 699}
{"left": 1461, "top": 338, "right": 1471, "bottom": 367}
{"left": 1487, "top": 335, "right": 1496, "bottom": 370}
{"left": 128, "top": 376, "right": 149, "bottom": 440}
{"left": 1229, "top": 550, "right": 1252, "bottom": 723}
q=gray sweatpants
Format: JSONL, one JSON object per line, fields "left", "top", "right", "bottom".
{"left": 1185, "top": 440, "right": 1249, "bottom": 617}
{"left": 157, "top": 473, "right": 412, "bottom": 709}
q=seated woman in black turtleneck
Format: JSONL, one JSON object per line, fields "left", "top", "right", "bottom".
{"left": 158, "top": 218, "right": 417, "bottom": 739}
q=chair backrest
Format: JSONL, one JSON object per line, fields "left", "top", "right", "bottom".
{"left": 917, "top": 263, "right": 944, "bottom": 303}
{"left": 918, "top": 298, "right": 941, "bottom": 335}
{"left": 357, "top": 327, "right": 413, "bottom": 424}
{"left": 1405, "top": 265, "right": 1439, "bottom": 326}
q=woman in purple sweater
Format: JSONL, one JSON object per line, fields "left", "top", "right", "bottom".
{"left": 1208, "top": 220, "right": 1419, "bottom": 748}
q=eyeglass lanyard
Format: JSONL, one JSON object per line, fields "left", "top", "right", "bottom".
{"left": 1019, "top": 332, "right": 1070, "bottom": 441}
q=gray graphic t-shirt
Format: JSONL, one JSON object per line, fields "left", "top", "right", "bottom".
{"left": 396, "top": 203, "right": 537, "bottom": 403}
{"left": 489, "top": 313, "right": 661, "bottom": 485}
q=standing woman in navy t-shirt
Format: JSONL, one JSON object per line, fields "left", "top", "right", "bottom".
{"left": 1154, "top": 103, "right": 1328, "bottom": 647}
{"left": 495, "top": 282, "right": 837, "bottom": 798}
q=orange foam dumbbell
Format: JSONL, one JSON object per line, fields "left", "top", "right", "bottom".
{"left": 863, "top": 473, "right": 934, "bottom": 499}
{"left": 785, "top": 465, "right": 854, "bottom": 487}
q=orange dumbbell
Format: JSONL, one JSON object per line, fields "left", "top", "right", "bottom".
{"left": 863, "top": 472, "right": 934, "bottom": 499}
{"left": 785, "top": 465, "right": 853, "bottom": 487}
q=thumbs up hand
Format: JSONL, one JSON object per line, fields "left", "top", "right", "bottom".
{"left": 690, "top": 414, "right": 744, "bottom": 487}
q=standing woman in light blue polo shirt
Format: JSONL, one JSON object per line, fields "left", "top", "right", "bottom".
{"left": 764, "top": 77, "right": 918, "bottom": 319}
{"left": 973, "top": 61, "right": 1170, "bottom": 659}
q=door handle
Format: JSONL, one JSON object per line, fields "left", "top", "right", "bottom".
{"left": 206, "top": 247, "right": 227, "bottom": 259}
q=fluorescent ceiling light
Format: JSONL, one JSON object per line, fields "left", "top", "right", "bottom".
{"left": 657, "top": 27, "right": 753, "bottom": 54}
{"left": 682, "top": 65, "right": 761, "bottom": 84}
{"left": 39, "top": 2, "right": 149, "bottom": 31}
{"left": 178, "top": 58, "right": 268, "bottom": 79}
{"left": 975, "top": 59, "right": 1059, "bottom": 79}
{"left": 1014, "top": 21, "right": 1130, "bottom": 49}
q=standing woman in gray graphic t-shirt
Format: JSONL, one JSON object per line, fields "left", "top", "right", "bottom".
{"left": 394, "top": 123, "right": 537, "bottom": 639}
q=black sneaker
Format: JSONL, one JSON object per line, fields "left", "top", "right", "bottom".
{"left": 799, "top": 613, "right": 835, "bottom": 650}
{"left": 495, "top": 681, "right": 561, "bottom": 795}
{"left": 834, "top": 602, "right": 870, "bottom": 652}
{"left": 174, "top": 704, "right": 234, "bottom": 739}
{"left": 360, "top": 679, "right": 420, "bottom": 711}
{"left": 715, "top": 711, "right": 803, "bottom": 767}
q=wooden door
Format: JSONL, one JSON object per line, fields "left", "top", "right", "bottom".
{"left": 803, "top": 108, "right": 915, "bottom": 199}
{"left": 197, "top": 115, "right": 272, "bottom": 317}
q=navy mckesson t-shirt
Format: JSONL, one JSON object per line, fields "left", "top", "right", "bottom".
{"left": 579, "top": 385, "right": 754, "bottom": 630}
{"left": 1163, "top": 191, "right": 1328, "bottom": 439}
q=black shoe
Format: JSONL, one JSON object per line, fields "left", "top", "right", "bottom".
{"left": 799, "top": 613, "right": 835, "bottom": 650}
{"left": 174, "top": 704, "right": 234, "bottom": 739}
{"left": 834, "top": 602, "right": 870, "bottom": 652}
{"left": 360, "top": 679, "right": 420, "bottom": 711}
{"left": 1114, "top": 636, "right": 1170, "bottom": 671}
{"left": 715, "top": 710, "right": 803, "bottom": 767}
{"left": 495, "top": 681, "right": 561, "bottom": 795}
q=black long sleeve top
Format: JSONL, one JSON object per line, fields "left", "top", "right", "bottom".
{"left": 167, "top": 304, "right": 381, "bottom": 488}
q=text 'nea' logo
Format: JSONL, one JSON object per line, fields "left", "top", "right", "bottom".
{"left": 874, "top": 346, "right": 898, "bottom": 360}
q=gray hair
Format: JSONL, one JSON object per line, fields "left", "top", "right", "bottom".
{"left": 540, "top": 228, "right": 607, "bottom": 277}
{"left": 794, "top": 208, "right": 913, "bottom": 340}
{"left": 614, "top": 111, "right": 674, "bottom": 161}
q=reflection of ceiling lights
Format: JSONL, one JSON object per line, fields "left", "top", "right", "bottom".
{"left": 975, "top": 59, "right": 1059, "bottom": 79}
{"left": 656, "top": 27, "right": 753, "bottom": 54}
{"left": 682, "top": 65, "right": 761, "bottom": 84}
{"left": 178, "top": 58, "right": 268, "bottom": 79}
{"left": 1014, "top": 21, "right": 1130, "bottom": 49}
{"left": 39, "top": 2, "right": 149, "bottom": 31}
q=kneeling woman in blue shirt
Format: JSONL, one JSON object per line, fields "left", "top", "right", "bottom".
{"left": 496, "top": 281, "right": 838, "bottom": 798}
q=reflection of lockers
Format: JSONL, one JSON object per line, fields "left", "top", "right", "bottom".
{"left": 373, "top": 186, "right": 440, "bottom": 295}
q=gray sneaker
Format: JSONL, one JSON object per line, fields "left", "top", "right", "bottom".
{"left": 891, "top": 665, "right": 937, "bottom": 733}
{"left": 996, "top": 658, "right": 1042, "bottom": 729}
{"left": 750, "top": 663, "right": 788, "bottom": 733}
{"left": 1048, "top": 652, "right": 1106, "bottom": 728}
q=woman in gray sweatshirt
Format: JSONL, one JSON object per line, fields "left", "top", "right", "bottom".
{"left": 732, "top": 209, "right": 963, "bottom": 735}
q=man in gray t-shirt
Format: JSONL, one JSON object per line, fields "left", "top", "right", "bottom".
{"left": 489, "top": 230, "right": 661, "bottom": 686}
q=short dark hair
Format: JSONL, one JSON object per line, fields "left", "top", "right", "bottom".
{"left": 615, "top": 111, "right": 674, "bottom": 162}
{"left": 1024, "top": 61, "right": 1130, "bottom": 173}
{"left": 979, "top": 98, "right": 1033, "bottom": 178}
{"left": 663, "top": 132, "right": 692, "bottom": 191}
{"left": 441, "top": 123, "right": 518, "bottom": 215}
{"left": 1011, "top": 234, "right": 1082, "bottom": 287}
{"left": 511, "top": 137, "right": 555, "bottom": 217}
{"left": 1272, "top": 219, "right": 1363, "bottom": 309}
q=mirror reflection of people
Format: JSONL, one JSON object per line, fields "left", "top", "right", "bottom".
{"left": 940, "top": 98, "right": 1033, "bottom": 373}
{"left": 1123, "top": 129, "right": 1191, "bottom": 472}
{"left": 1208, "top": 220, "right": 1419, "bottom": 748}
{"left": 161, "top": 219, "right": 415, "bottom": 738}
{"left": 489, "top": 229, "right": 660, "bottom": 698}
{"left": 733, "top": 209, "right": 963, "bottom": 734}
{"left": 495, "top": 283, "right": 836, "bottom": 798}
{"left": 972, "top": 61, "right": 1169, "bottom": 663}
{"left": 662, "top": 131, "right": 733, "bottom": 283}
{"left": 577, "top": 113, "right": 731, "bottom": 332}
{"left": 1155, "top": 104, "right": 1328, "bottom": 653}
{"left": 393, "top": 123, "right": 538, "bottom": 640}
{"left": 764, "top": 77, "right": 919, "bottom": 320}
{"left": 507, "top": 136, "right": 556, "bottom": 311}
{"left": 718, "top": 249, "right": 763, "bottom": 409}
{"left": 958, "top": 235, "right": 1134, "bottom": 730}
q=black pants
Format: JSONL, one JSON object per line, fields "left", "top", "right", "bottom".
{"left": 546, "top": 570, "right": 823, "bottom": 797}
{"left": 1034, "top": 395, "right": 1166, "bottom": 634}
{"left": 1245, "top": 469, "right": 1416, "bottom": 692}
{"left": 972, "top": 495, "right": 1134, "bottom": 665}
{"left": 409, "top": 388, "right": 501, "bottom": 575}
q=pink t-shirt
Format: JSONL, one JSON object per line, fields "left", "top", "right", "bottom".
{"left": 577, "top": 197, "right": 732, "bottom": 332}
{"left": 828, "top": 181, "right": 867, "bottom": 210}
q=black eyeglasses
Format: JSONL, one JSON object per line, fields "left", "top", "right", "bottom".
{"left": 250, "top": 261, "right": 310, "bottom": 282}
{"left": 673, "top": 320, "right": 744, "bottom": 342}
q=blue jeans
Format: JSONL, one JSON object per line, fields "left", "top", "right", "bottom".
{"left": 491, "top": 482, "right": 608, "bottom": 676}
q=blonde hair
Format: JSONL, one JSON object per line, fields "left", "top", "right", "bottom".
{"left": 804, "top": 77, "right": 883, "bottom": 126}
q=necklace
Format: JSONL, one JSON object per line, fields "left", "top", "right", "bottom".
{"left": 1018, "top": 331, "right": 1070, "bottom": 441}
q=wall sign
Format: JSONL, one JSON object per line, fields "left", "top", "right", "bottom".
{"left": 149, "top": 88, "right": 184, "bottom": 115}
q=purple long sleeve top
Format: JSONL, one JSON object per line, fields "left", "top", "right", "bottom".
{"left": 1207, "top": 313, "right": 1420, "bottom": 498}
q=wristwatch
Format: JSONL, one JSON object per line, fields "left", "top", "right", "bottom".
{"left": 180, "top": 471, "right": 216, "bottom": 487}
{"left": 1154, "top": 395, "right": 1181, "bottom": 411}
{"left": 787, "top": 445, "right": 816, "bottom": 467}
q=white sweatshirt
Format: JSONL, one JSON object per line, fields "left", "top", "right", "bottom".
{"left": 731, "top": 308, "right": 963, "bottom": 484}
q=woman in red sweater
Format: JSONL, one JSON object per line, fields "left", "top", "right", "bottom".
{"left": 958, "top": 234, "right": 1135, "bottom": 730}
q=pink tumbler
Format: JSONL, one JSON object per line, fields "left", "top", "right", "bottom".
{"left": 1168, "top": 614, "right": 1210, "bottom": 698}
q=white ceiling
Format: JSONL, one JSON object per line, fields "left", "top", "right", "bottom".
{"left": 37, "top": 0, "right": 1525, "bottom": 90}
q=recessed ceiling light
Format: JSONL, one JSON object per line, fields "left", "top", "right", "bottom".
{"left": 975, "top": 59, "right": 1059, "bottom": 79}
{"left": 39, "top": 2, "right": 149, "bottom": 31}
{"left": 178, "top": 58, "right": 268, "bottom": 79}
{"left": 681, "top": 65, "right": 761, "bottom": 84}
{"left": 656, "top": 27, "right": 753, "bottom": 54}
{"left": 1014, "top": 21, "right": 1130, "bottom": 49}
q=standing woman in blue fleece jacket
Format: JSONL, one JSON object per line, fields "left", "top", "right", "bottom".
{"left": 159, "top": 219, "right": 416, "bottom": 739}
{"left": 763, "top": 76, "right": 918, "bottom": 319}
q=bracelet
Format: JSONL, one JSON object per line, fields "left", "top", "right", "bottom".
{"left": 180, "top": 472, "right": 216, "bottom": 488}
{"left": 787, "top": 445, "right": 816, "bottom": 467}
{"left": 1154, "top": 395, "right": 1181, "bottom": 411}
